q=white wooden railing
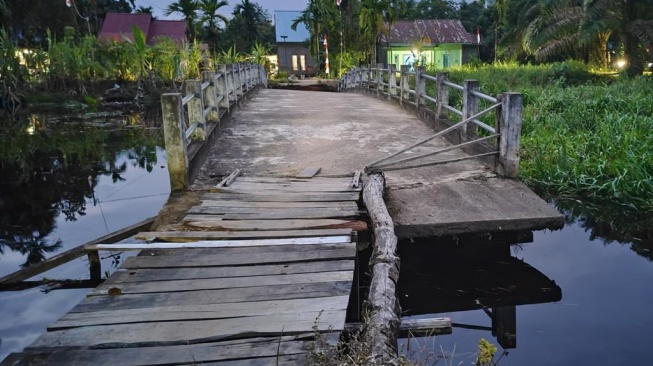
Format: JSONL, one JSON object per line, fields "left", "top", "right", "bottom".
{"left": 339, "top": 64, "right": 522, "bottom": 178}
{"left": 162, "top": 62, "right": 268, "bottom": 191}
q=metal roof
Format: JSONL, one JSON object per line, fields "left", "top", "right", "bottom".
{"left": 381, "top": 19, "right": 476, "bottom": 45}
{"left": 99, "top": 13, "right": 186, "bottom": 45}
{"left": 274, "top": 11, "right": 311, "bottom": 43}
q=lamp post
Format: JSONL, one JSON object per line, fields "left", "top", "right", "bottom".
{"left": 280, "top": 35, "right": 288, "bottom": 72}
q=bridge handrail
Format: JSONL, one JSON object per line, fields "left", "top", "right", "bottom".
{"left": 338, "top": 64, "right": 523, "bottom": 178}
{"left": 162, "top": 62, "right": 268, "bottom": 191}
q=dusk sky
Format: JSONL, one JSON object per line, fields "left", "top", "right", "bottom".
{"left": 136, "top": 0, "right": 310, "bottom": 20}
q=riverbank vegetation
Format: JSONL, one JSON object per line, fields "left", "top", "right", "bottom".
{"left": 444, "top": 62, "right": 653, "bottom": 213}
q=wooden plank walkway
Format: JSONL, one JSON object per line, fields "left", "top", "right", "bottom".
{"left": 3, "top": 175, "right": 366, "bottom": 366}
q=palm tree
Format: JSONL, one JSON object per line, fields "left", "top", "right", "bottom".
{"left": 233, "top": 0, "right": 258, "bottom": 47}
{"left": 165, "top": 0, "right": 200, "bottom": 40}
{"left": 359, "top": 0, "right": 398, "bottom": 64}
{"left": 292, "top": 0, "right": 338, "bottom": 63}
{"left": 200, "top": 0, "right": 230, "bottom": 34}
{"left": 135, "top": 6, "right": 154, "bottom": 14}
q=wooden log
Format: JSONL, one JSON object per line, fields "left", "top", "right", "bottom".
{"left": 361, "top": 173, "right": 401, "bottom": 363}
{"left": 0, "top": 217, "right": 154, "bottom": 285}
{"left": 215, "top": 168, "right": 241, "bottom": 188}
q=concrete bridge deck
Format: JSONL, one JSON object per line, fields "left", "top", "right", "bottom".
{"left": 194, "top": 88, "right": 563, "bottom": 238}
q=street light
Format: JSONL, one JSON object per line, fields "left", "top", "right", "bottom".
{"left": 280, "top": 35, "right": 288, "bottom": 72}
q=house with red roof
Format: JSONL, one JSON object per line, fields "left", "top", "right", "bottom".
{"left": 98, "top": 13, "right": 187, "bottom": 45}
{"left": 379, "top": 19, "right": 479, "bottom": 70}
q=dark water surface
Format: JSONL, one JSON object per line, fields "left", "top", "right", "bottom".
{"left": 398, "top": 205, "right": 653, "bottom": 366}
{"left": 0, "top": 110, "right": 169, "bottom": 360}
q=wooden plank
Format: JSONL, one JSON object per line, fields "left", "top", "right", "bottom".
{"left": 90, "top": 271, "right": 354, "bottom": 296}
{"left": 135, "top": 229, "right": 354, "bottom": 242}
{"left": 51, "top": 296, "right": 350, "bottom": 330}
{"left": 198, "top": 354, "right": 307, "bottom": 366}
{"left": 296, "top": 166, "right": 321, "bottom": 178}
{"left": 188, "top": 208, "right": 362, "bottom": 220}
{"left": 184, "top": 217, "right": 368, "bottom": 231}
{"left": 0, "top": 217, "right": 154, "bottom": 285}
{"left": 123, "top": 246, "right": 356, "bottom": 268}
{"left": 70, "top": 281, "right": 353, "bottom": 313}
{"left": 201, "top": 200, "right": 359, "bottom": 209}
{"left": 215, "top": 186, "right": 359, "bottom": 195}
{"left": 215, "top": 168, "right": 242, "bottom": 188}
{"left": 107, "top": 260, "right": 354, "bottom": 282}
{"left": 203, "top": 192, "right": 360, "bottom": 202}
{"left": 191, "top": 205, "right": 360, "bottom": 215}
{"left": 227, "top": 182, "right": 359, "bottom": 192}
{"left": 30, "top": 311, "right": 345, "bottom": 348}
{"left": 134, "top": 243, "right": 355, "bottom": 257}
{"left": 87, "top": 235, "right": 352, "bottom": 251}
{"left": 351, "top": 169, "right": 362, "bottom": 188}
{"left": 14, "top": 340, "right": 312, "bottom": 365}
{"left": 235, "top": 176, "right": 350, "bottom": 184}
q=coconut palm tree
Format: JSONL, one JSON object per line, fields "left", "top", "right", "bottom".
{"left": 200, "top": 0, "right": 229, "bottom": 34}
{"left": 233, "top": 0, "right": 258, "bottom": 47}
{"left": 165, "top": 0, "right": 200, "bottom": 40}
{"left": 359, "top": 0, "right": 399, "bottom": 64}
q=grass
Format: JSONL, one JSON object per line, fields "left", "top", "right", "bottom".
{"left": 435, "top": 62, "right": 653, "bottom": 212}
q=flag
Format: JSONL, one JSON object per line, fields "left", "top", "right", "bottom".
{"left": 66, "top": 0, "right": 72, "bottom": 7}
{"left": 477, "top": 26, "right": 481, "bottom": 45}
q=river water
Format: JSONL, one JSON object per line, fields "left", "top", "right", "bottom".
{"left": 1, "top": 110, "right": 652, "bottom": 365}
{"left": 0, "top": 109, "right": 170, "bottom": 359}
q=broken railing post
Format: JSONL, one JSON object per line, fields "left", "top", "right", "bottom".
{"left": 161, "top": 93, "right": 189, "bottom": 191}
{"left": 436, "top": 72, "right": 450, "bottom": 119}
{"left": 400, "top": 65, "right": 409, "bottom": 106}
{"left": 202, "top": 71, "right": 220, "bottom": 123}
{"left": 415, "top": 66, "right": 426, "bottom": 109}
{"left": 361, "top": 66, "right": 368, "bottom": 89}
{"left": 462, "top": 79, "right": 480, "bottom": 141}
{"left": 184, "top": 80, "right": 206, "bottom": 141}
{"left": 497, "top": 92, "right": 523, "bottom": 178}
{"left": 362, "top": 173, "right": 401, "bottom": 363}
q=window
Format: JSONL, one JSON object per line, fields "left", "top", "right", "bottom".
{"left": 443, "top": 53, "right": 450, "bottom": 68}
{"left": 300, "top": 55, "right": 306, "bottom": 71}
{"left": 292, "top": 55, "right": 298, "bottom": 71}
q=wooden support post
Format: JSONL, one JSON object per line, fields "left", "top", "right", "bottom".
{"left": 400, "top": 65, "right": 409, "bottom": 106}
{"left": 362, "top": 173, "right": 401, "bottom": 363}
{"left": 436, "top": 72, "right": 450, "bottom": 119}
{"left": 462, "top": 79, "right": 480, "bottom": 141}
{"left": 388, "top": 65, "right": 397, "bottom": 99}
{"left": 87, "top": 250, "right": 101, "bottom": 282}
{"left": 376, "top": 63, "right": 383, "bottom": 96}
{"left": 492, "top": 306, "right": 517, "bottom": 349}
{"left": 217, "top": 64, "right": 230, "bottom": 111}
{"left": 184, "top": 80, "right": 206, "bottom": 141}
{"left": 415, "top": 66, "right": 426, "bottom": 108}
{"left": 202, "top": 71, "right": 220, "bottom": 123}
{"left": 497, "top": 92, "right": 523, "bottom": 178}
{"left": 161, "top": 93, "right": 189, "bottom": 191}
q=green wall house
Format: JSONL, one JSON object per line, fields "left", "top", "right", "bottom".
{"left": 379, "top": 19, "right": 479, "bottom": 70}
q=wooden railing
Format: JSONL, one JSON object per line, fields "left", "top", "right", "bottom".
{"left": 339, "top": 64, "right": 522, "bottom": 178}
{"left": 162, "top": 62, "right": 268, "bottom": 191}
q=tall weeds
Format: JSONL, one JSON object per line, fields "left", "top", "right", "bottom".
{"left": 441, "top": 62, "right": 653, "bottom": 211}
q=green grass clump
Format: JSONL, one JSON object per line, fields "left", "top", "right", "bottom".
{"left": 431, "top": 62, "right": 653, "bottom": 211}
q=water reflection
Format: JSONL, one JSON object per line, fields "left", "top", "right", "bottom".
{"left": 554, "top": 199, "right": 653, "bottom": 260}
{"left": 397, "top": 233, "right": 562, "bottom": 350}
{"left": 0, "top": 110, "right": 163, "bottom": 272}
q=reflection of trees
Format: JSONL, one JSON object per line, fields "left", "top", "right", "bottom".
{"left": 0, "top": 112, "right": 162, "bottom": 267}
{"left": 554, "top": 199, "right": 653, "bottom": 261}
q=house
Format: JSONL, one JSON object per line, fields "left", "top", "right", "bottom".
{"left": 98, "top": 13, "right": 186, "bottom": 45}
{"left": 379, "top": 19, "right": 479, "bottom": 70}
{"left": 274, "top": 11, "right": 318, "bottom": 76}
